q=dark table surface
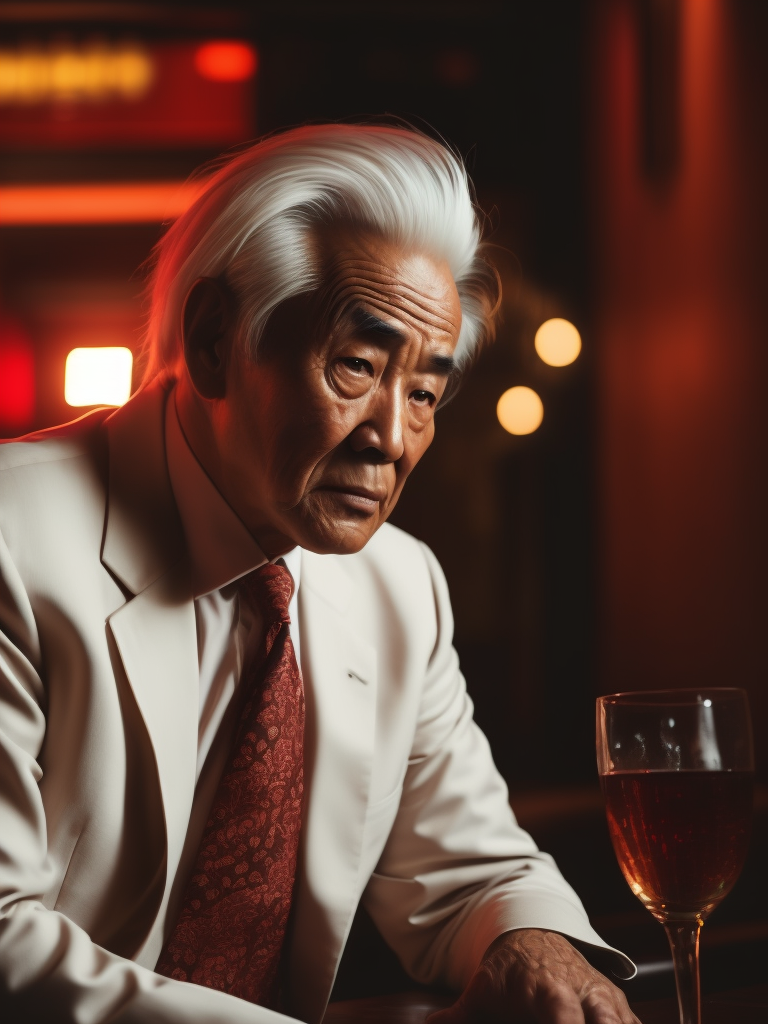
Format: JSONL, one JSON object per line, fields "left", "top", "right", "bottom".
{"left": 323, "top": 985, "right": 768, "bottom": 1024}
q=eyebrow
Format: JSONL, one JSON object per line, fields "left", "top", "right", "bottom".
{"left": 348, "top": 306, "right": 406, "bottom": 342}
{"left": 346, "top": 305, "right": 456, "bottom": 376}
{"left": 429, "top": 354, "right": 456, "bottom": 376}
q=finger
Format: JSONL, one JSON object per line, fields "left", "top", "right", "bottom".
{"left": 585, "top": 1011, "right": 643, "bottom": 1024}
{"left": 535, "top": 985, "right": 586, "bottom": 1024}
{"left": 582, "top": 990, "right": 643, "bottom": 1024}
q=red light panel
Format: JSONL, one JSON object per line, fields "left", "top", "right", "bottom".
{"left": 0, "top": 324, "right": 35, "bottom": 434}
{"left": 0, "top": 41, "right": 257, "bottom": 148}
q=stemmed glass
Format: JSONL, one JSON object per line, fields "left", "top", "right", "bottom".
{"left": 596, "top": 689, "right": 754, "bottom": 1024}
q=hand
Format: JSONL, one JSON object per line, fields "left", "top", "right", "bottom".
{"left": 426, "top": 929, "right": 641, "bottom": 1024}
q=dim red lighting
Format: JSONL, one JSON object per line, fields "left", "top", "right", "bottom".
{"left": 0, "top": 324, "right": 35, "bottom": 434}
{"left": 194, "top": 41, "right": 257, "bottom": 83}
{"left": 435, "top": 49, "right": 478, "bottom": 87}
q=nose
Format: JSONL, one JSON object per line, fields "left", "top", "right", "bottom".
{"left": 348, "top": 383, "right": 405, "bottom": 462}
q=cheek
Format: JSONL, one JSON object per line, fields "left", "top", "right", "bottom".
{"left": 386, "top": 422, "right": 435, "bottom": 503}
{"left": 273, "top": 398, "right": 359, "bottom": 497}
{"left": 404, "top": 421, "right": 435, "bottom": 472}
{"left": 303, "top": 392, "right": 364, "bottom": 451}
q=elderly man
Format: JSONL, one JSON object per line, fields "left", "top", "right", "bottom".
{"left": 0, "top": 125, "right": 638, "bottom": 1023}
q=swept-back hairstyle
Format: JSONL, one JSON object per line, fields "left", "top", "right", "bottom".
{"left": 141, "top": 123, "right": 500, "bottom": 385}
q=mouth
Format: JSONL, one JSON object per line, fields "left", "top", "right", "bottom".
{"left": 316, "top": 484, "right": 387, "bottom": 515}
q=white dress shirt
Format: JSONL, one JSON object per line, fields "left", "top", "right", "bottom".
{"left": 164, "top": 389, "right": 302, "bottom": 781}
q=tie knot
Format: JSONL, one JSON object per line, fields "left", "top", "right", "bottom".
{"left": 242, "top": 562, "right": 293, "bottom": 624}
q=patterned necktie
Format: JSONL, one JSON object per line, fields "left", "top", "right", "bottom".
{"left": 157, "top": 562, "right": 305, "bottom": 1007}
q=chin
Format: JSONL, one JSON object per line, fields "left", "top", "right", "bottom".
{"left": 298, "top": 521, "right": 378, "bottom": 556}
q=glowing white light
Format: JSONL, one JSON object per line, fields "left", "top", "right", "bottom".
{"left": 65, "top": 347, "right": 133, "bottom": 407}
{"left": 703, "top": 699, "right": 712, "bottom": 707}
{"left": 668, "top": 718, "right": 675, "bottom": 728}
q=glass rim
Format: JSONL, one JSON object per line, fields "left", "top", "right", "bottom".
{"left": 597, "top": 687, "right": 748, "bottom": 706}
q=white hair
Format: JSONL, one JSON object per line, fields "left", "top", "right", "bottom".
{"left": 141, "top": 123, "right": 500, "bottom": 384}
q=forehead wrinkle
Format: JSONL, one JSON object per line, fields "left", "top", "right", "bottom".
{"left": 323, "top": 250, "right": 460, "bottom": 332}
{"left": 331, "top": 256, "right": 453, "bottom": 308}
{"left": 327, "top": 276, "right": 459, "bottom": 339}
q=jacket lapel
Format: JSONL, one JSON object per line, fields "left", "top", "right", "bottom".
{"left": 107, "top": 566, "right": 199, "bottom": 899}
{"left": 101, "top": 382, "right": 199, "bottom": 928}
{"left": 287, "top": 549, "right": 378, "bottom": 1024}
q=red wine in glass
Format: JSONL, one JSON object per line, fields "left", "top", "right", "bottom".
{"left": 597, "top": 689, "right": 754, "bottom": 1024}
{"left": 601, "top": 769, "right": 753, "bottom": 921}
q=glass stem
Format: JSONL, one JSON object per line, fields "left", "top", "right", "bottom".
{"left": 663, "top": 920, "right": 702, "bottom": 1024}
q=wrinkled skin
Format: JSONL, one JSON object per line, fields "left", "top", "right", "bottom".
{"left": 428, "top": 930, "right": 642, "bottom": 1024}
{"left": 176, "top": 229, "right": 462, "bottom": 558}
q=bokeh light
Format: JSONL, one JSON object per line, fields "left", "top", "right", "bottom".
{"left": 0, "top": 325, "right": 35, "bottom": 433}
{"left": 497, "top": 386, "right": 544, "bottom": 435}
{"left": 194, "top": 41, "right": 258, "bottom": 82}
{"left": 65, "top": 348, "right": 133, "bottom": 407}
{"left": 0, "top": 43, "right": 153, "bottom": 104}
{"left": 534, "top": 318, "right": 581, "bottom": 367}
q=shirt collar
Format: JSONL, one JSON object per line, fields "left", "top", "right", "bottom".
{"left": 165, "top": 387, "right": 300, "bottom": 599}
{"left": 280, "top": 544, "right": 302, "bottom": 603}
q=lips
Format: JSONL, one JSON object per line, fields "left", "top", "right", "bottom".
{"left": 322, "top": 485, "right": 386, "bottom": 502}
{"left": 315, "top": 484, "right": 387, "bottom": 513}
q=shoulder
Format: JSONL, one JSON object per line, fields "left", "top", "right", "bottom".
{"left": 302, "top": 522, "right": 448, "bottom": 628}
{"left": 0, "top": 408, "right": 111, "bottom": 475}
{"left": 346, "top": 522, "right": 439, "bottom": 588}
{"left": 0, "top": 410, "right": 111, "bottom": 546}
{"left": 359, "top": 520, "right": 430, "bottom": 562}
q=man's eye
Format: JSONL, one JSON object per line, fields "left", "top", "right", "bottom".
{"left": 340, "top": 357, "right": 373, "bottom": 375}
{"left": 411, "top": 390, "right": 436, "bottom": 406}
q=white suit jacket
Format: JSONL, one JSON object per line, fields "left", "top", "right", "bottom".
{"left": 0, "top": 381, "right": 632, "bottom": 1024}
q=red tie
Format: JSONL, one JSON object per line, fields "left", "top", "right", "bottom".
{"left": 157, "top": 562, "right": 304, "bottom": 1007}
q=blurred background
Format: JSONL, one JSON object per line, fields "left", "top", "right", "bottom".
{"left": 1, "top": 0, "right": 766, "bottom": 1002}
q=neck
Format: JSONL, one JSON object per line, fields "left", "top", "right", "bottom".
{"left": 173, "top": 375, "right": 296, "bottom": 560}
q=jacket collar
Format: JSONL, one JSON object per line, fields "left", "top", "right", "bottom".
{"left": 102, "top": 378, "right": 185, "bottom": 594}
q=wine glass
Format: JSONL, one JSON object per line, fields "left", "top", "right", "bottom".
{"left": 596, "top": 689, "right": 754, "bottom": 1024}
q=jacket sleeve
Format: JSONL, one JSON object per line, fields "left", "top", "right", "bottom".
{"left": 0, "top": 526, "right": 293, "bottom": 1024}
{"left": 361, "top": 541, "right": 635, "bottom": 992}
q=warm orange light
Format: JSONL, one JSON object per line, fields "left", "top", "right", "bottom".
{"left": 65, "top": 348, "right": 133, "bottom": 407}
{"left": 534, "top": 318, "right": 582, "bottom": 367}
{"left": 194, "top": 41, "right": 258, "bottom": 82}
{"left": 0, "top": 181, "right": 206, "bottom": 225}
{"left": 0, "top": 43, "right": 153, "bottom": 105}
{"left": 497, "top": 386, "right": 544, "bottom": 435}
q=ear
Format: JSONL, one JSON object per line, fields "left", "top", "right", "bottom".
{"left": 181, "top": 277, "right": 234, "bottom": 400}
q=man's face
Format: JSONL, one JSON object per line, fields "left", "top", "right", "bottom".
{"left": 208, "top": 231, "right": 462, "bottom": 556}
